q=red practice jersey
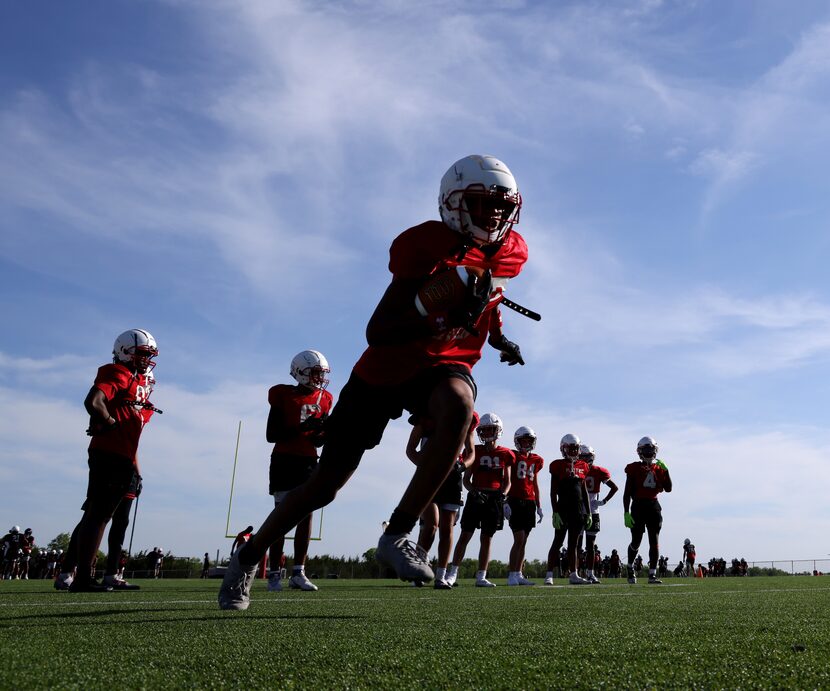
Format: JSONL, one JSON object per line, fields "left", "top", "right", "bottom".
{"left": 509, "top": 452, "right": 544, "bottom": 501}
{"left": 469, "top": 444, "right": 515, "bottom": 491}
{"left": 88, "top": 363, "right": 153, "bottom": 462}
{"left": 268, "top": 384, "right": 334, "bottom": 457}
{"left": 354, "top": 221, "right": 528, "bottom": 386}
{"left": 549, "top": 458, "right": 589, "bottom": 505}
{"left": 585, "top": 465, "right": 612, "bottom": 502}
{"left": 625, "top": 461, "right": 670, "bottom": 500}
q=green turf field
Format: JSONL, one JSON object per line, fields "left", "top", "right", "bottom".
{"left": 1, "top": 576, "right": 827, "bottom": 689}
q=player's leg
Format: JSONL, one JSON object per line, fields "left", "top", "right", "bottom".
{"left": 475, "top": 531, "right": 495, "bottom": 587}
{"left": 447, "top": 524, "right": 475, "bottom": 587}
{"left": 267, "top": 535, "right": 286, "bottom": 591}
{"left": 646, "top": 509, "right": 663, "bottom": 584}
{"left": 380, "top": 375, "right": 473, "bottom": 563}
{"left": 433, "top": 506, "right": 458, "bottom": 587}
{"left": 567, "top": 522, "right": 588, "bottom": 584}
{"left": 508, "top": 529, "right": 526, "bottom": 585}
{"left": 416, "top": 503, "right": 439, "bottom": 555}
{"left": 545, "top": 527, "right": 567, "bottom": 584}
{"left": 288, "top": 512, "right": 317, "bottom": 591}
{"left": 103, "top": 497, "right": 139, "bottom": 589}
{"left": 627, "top": 509, "right": 646, "bottom": 585}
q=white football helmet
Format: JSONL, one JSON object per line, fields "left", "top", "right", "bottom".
{"left": 637, "top": 436, "right": 658, "bottom": 463}
{"left": 439, "top": 155, "right": 521, "bottom": 245}
{"left": 578, "top": 444, "right": 595, "bottom": 464}
{"left": 513, "top": 426, "right": 537, "bottom": 453}
{"left": 10, "top": 526, "right": 20, "bottom": 534}
{"left": 290, "top": 350, "right": 330, "bottom": 390}
{"left": 560, "top": 434, "right": 581, "bottom": 460}
{"left": 113, "top": 329, "right": 158, "bottom": 373}
{"left": 477, "top": 413, "right": 503, "bottom": 443}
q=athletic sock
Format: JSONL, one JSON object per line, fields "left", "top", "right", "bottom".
{"left": 385, "top": 508, "right": 418, "bottom": 536}
{"left": 293, "top": 565, "right": 304, "bottom": 575}
{"left": 435, "top": 567, "right": 446, "bottom": 581}
{"left": 587, "top": 570, "right": 594, "bottom": 578}
{"left": 447, "top": 565, "right": 458, "bottom": 579}
{"left": 476, "top": 570, "right": 487, "bottom": 582}
{"left": 649, "top": 569, "right": 656, "bottom": 576}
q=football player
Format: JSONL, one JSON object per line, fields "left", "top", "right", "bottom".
{"left": 407, "top": 411, "right": 479, "bottom": 589}
{"left": 544, "top": 435, "right": 592, "bottom": 585}
{"left": 682, "top": 538, "right": 696, "bottom": 577}
{"left": 265, "top": 350, "right": 334, "bottom": 593}
{"left": 505, "top": 426, "right": 544, "bottom": 586}
{"left": 446, "top": 413, "right": 514, "bottom": 588}
{"left": 19, "top": 528, "right": 34, "bottom": 579}
{"left": 1, "top": 527, "right": 22, "bottom": 579}
{"left": 580, "top": 444, "right": 618, "bottom": 584}
{"left": 219, "top": 155, "right": 528, "bottom": 610}
{"left": 623, "top": 436, "right": 673, "bottom": 584}
{"left": 61, "top": 329, "right": 159, "bottom": 592}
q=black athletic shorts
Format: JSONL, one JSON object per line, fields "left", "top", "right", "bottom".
{"left": 84, "top": 450, "right": 135, "bottom": 521}
{"left": 433, "top": 462, "right": 464, "bottom": 507}
{"left": 507, "top": 497, "right": 537, "bottom": 533}
{"left": 631, "top": 498, "right": 663, "bottom": 533}
{"left": 460, "top": 489, "right": 504, "bottom": 536}
{"left": 320, "top": 365, "right": 477, "bottom": 474}
{"left": 269, "top": 453, "right": 318, "bottom": 494}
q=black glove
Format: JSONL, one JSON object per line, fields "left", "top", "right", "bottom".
{"left": 489, "top": 334, "right": 525, "bottom": 366}
{"left": 448, "top": 269, "right": 493, "bottom": 337}
{"left": 86, "top": 418, "right": 118, "bottom": 437}
{"left": 299, "top": 414, "right": 328, "bottom": 434}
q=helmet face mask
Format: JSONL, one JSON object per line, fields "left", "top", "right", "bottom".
{"left": 578, "top": 444, "right": 595, "bottom": 464}
{"left": 560, "top": 434, "right": 581, "bottom": 460}
{"left": 513, "top": 426, "right": 537, "bottom": 453}
{"left": 477, "top": 413, "right": 503, "bottom": 444}
{"left": 113, "top": 329, "right": 158, "bottom": 374}
{"left": 290, "top": 350, "right": 330, "bottom": 390}
{"left": 439, "top": 155, "right": 521, "bottom": 245}
{"left": 637, "top": 436, "right": 658, "bottom": 464}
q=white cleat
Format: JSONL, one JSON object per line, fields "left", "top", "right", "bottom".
{"left": 586, "top": 574, "right": 601, "bottom": 584}
{"left": 543, "top": 577, "right": 555, "bottom": 586}
{"left": 376, "top": 533, "right": 434, "bottom": 583}
{"left": 517, "top": 574, "right": 535, "bottom": 586}
{"left": 507, "top": 574, "right": 521, "bottom": 586}
{"left": 569, "top": 572, "right": 589, "bottom": 585}
{"left": 288, "top": 573, "right": 319, "bottom": 591}
{"left": 218, "top": 553, "right": 257, "bottom": 611}
{"left": 475, "top": 578, "right": 497, "bottom": 588}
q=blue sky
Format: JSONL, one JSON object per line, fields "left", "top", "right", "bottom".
{"left": 2, "top": 0, "right": 830, "bottom": 567}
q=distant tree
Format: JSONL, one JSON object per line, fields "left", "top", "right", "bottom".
{"left": 48, "top": 533, "right": 70, "bottom": 552}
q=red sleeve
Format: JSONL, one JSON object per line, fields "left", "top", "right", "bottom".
{"left": 389, "top": 223, "right": 456, "bottom": 279}
{"left": 93, "top": 364, "right": 132, "bottom": 400}
{"left": 597, "top": 466, "right": 611, "bottom": 482}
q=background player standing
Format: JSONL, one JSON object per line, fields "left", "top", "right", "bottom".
{"left": 544, "top": 434, "right": 591, "bottom": 586}
{"left": 623, "top": 436, "right": 672, "bottom": 584}
{"left": 682, "top": 538, "right": 696, "bottom": 576}
{"left": 219, "top": 155, "right": 528, "bottom": 610}
{"left": 446, "top": 413, "right": 514, "bottom": 588}
{"left": 265, "top": 349, "right": 333, "bottom": 593}
{"left": 407, "top": 411, "right": 479, "bottom": 589}
{"left": 505, "top": 426, "right": 544, "bottom": 586}
{"left": 580, "top": 444, "right": 618, "bottom": 584}
{"left": 62, "top": 329, "right": 158, "bottom": 592}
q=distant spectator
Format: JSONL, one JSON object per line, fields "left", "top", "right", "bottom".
{"left": 201, "top": 553, "right": 211, "bottom": 579}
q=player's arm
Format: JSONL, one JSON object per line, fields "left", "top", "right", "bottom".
{"left": 622, "top": 473, "right": 634, "bottom": 513}
{"left": 265, "top": 405, "right": 287, "bottom": 444}
{"left": 501, "top": 461, "right": 512, "bottom": 498}
{"left": 549, "top": 475, "right": 560, "bottom": 514}
{"left": 462, "top": 465, "right": 476, "bottom": 494}
{"left": 580, "top": 480, "right": 591, "bottom": 518}
{"left": 84, "top": 387, "right": 117, "bottom": 434}
{"left": 366, "top": 278, "right": 434, "bottom": 345}
{"left": 486, "top": 307, "right": 524, "bottom": 366}
{"left": 460, "top": 426, "right": 476, "bottom": 469}
{"left": 600, "top": 478, "right": 619, "bottom": 505}
{"left": 406, "top": 425, "right": 424, "bottom": 465}
{"left": 661, "top": 466, "right": 673, "bottom": 492}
